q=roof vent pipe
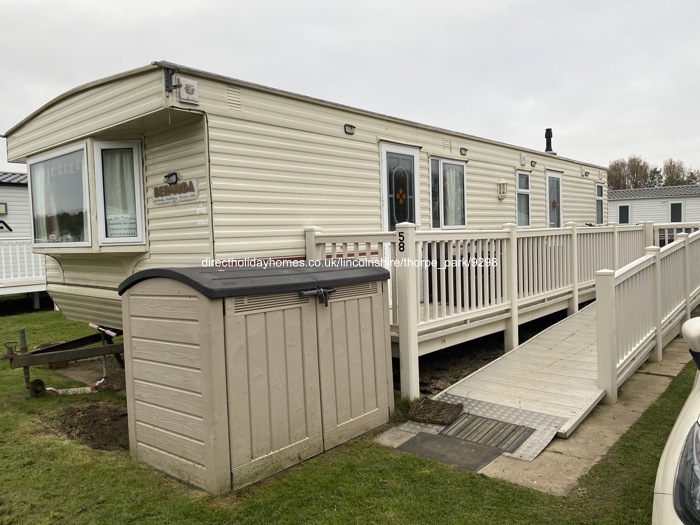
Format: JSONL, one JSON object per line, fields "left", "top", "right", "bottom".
{"left": 545, "top": 128, "right": 556, "bottom": 155}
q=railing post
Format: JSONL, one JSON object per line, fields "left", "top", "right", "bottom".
{"left": 0, "top": 244, "right": 5, "bottom": 280}
{"left": 678, "top": 233, "right": 692, "bottom": 322}
{"left": 612, "top": 224, "right": 619, "bottom": 270}
{"left": 395, "top": 222, "right": 420, "bottom": 399}
{"left": 647, "top": 246, "right": 663, "bottom": 362}
{"left": 596, "top": 269, "right": 618, "bottom": 404}
{"left": 502, "top": 223, "right": 519, "bottom": 351}
{"left": 304, "top": 227, "right": 323, "bottom": 261}
{"left": 644, "top": 221, "right": 654, "bottom": 248}
{"left": 567, "top": 222, "right": 579, "bottom": 315}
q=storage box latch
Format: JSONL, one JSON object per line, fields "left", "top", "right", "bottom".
{"left": 299, "top": 287, "right": 336, "bottom": 307}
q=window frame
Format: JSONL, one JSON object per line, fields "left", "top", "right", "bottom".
{"left": 27, "top": 142, "right": 91, "bottom": 248}
{"left": 618, "top": 204, "right": 630, "bottom": 224}
{"left": 516, "top": 170, "right": 531, "bottom": 227}
{"left": 670, "top": 201, "right": 684, "bottom": 223}
{"left": 380, "top": 142, "right": 421, "bottom": 231}
{"left": 595, "top": 183, "right": 605, "bottom": 225}
{"left": 430, "top": 156, "right": 467, "bottom": 230}
{"left": 93, "top": 140, "right": 146, "bottom": 246}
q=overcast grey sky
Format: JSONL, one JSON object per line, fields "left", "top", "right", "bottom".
{"left": 2, "top": 0, "right": 699, "bottom": 172}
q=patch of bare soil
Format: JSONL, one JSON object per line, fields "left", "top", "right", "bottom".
{"left": 417, "top": 335, "right": 505, "bottom": 395}
{"left": 51, "top": 403, "right": 129, "bottom": 451}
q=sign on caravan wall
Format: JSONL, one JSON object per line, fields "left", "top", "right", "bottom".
{"left": 153, "top": 179, "right": 199, "bottom": 205}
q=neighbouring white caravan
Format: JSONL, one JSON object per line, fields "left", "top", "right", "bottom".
{"left": 0, "top": 171, "right": 46, "bottom": 298}
{"left": 3, "top": 61, "right": 607, "bottom": 329}
{"left": 609, "top": 185, "right": 700, "bottom": 225}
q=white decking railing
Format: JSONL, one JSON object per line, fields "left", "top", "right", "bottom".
{"left": 307, "top": 222, "right": 667, "bottom": 398}
{"left": 0, "top": 239, "right": 46, "bottom": 293}
{"left": 652, "top": 222, "right": 700, "bottom": 247}
{"left": 596, "top": 230, "right": 700, "bottom": 403}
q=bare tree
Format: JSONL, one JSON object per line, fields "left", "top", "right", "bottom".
{"left": 607, "top": 158, "right": 628, "bottom": 190}
{"left": 662, "top": 158, "right": 687, "bottom": 186}
{"left": 628, "top": 156, "right": 653, "bottom": 188}
{"left": 662, "top": 158, "right": 699, "bottom": 186}
{"left": 607, "top": 155, "right": 659, "bottom": 189}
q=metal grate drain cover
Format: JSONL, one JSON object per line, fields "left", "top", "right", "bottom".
{"left": 407, "top": 397, "right": 463, "bottom": 426}
{"left": 440, "top": 413, "right": 535, "bottom": 453}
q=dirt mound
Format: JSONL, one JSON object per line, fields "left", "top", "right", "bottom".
{"left": 53, "top": 403, "right": 129, "bottom": 451}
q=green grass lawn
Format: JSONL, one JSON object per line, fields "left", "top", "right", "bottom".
{"left": 0, "top": 310, "right": 694, "bottom": 524}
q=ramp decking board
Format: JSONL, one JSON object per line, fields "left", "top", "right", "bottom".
{"left": 440, "top": 302, "right": 605, "bottom": 444}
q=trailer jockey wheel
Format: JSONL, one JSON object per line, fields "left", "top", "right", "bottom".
{"left": 27, "top": 379, "right": 46, "bottom": 397}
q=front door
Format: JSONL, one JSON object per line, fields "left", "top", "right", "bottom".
{"left": 381, "top": 143, "right": 419, "bottom": 230}
{"left": 547, "top": 172, "right": 562, "bottom": 227}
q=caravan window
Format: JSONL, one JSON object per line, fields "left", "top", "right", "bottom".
{"left": 670, "top": 202, "right": 683, "bottom": 223}
{"left": 94, "top": 141, "right": 145, "bottom": 245}
{"left": 618, "top": 204, "right": 630, "bottom": 224}
{"left": 28, "top": 140, "right": 145, "bottom": 248}
{"left": 516, "top": 171, "right": 530, "bottom": 227}
{"left": 595, "top": 183, "right": 604, "bottom": 225}
{"left": 29, "top": 145, "right": 90, "bottom": 246}
{"left": 431, "top": 158, "right": 466, "bottom": 229}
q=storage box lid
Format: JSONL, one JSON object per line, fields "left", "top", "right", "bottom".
{"left": 118, "top": 262, "right": 390, "bottom": 298}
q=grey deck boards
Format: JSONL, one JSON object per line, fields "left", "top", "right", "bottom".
{"left": 440, "top": 302, "right": 605, "bottom": 439}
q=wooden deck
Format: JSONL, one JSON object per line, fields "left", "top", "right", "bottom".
{"left": 440, "top": 302, "right": 606, "bottom": 439}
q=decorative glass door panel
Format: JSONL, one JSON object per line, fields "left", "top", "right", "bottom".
{"left": 386, "top": 151, "right": 416, "bottom": 231}
{"left": 547, "top": 174, "right": 562, "bottom": 228}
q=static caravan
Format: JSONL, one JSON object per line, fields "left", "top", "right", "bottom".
{"left": 3, "top": 61, "right": 607, "bottom": 330}
{"left": 0, "top": 171, "right": 45, "bottom": 298}
{"left": 609, "top": 185, "right": 700, "bottom": 224}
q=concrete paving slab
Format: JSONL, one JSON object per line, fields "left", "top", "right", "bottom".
{"left": 478, "top": 450, "right": 594, "bottom": 496}
{"left": 373, "top": 427, "right": 415, "bottom": 448}
{"left": 640, "top": 340, "right": 692, "bottom": 377}
{"left": 545, "top": 418, "right": 629, "bottom": 460}
{"left": 614, "top": 373, "right": 673, "bottom": 413}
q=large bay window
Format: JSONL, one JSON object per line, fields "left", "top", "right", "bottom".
{"left": 94, "top": 141, "right": 144, "bottom": 245}
{"left": 28, "top": 140, "right": 145, "bottom": 247}
{"left": 29, "top": 146, "right": 90, "bottom": 246}
{"left": 431, "top": 158, "right": 466, "bottom": 228}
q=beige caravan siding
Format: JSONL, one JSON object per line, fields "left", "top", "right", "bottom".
{"left": 419, "top": 136, "right": 518, "bottom": 230}
{"left": 49, "top": 284, "right": 123, "bottom": 328}
{"left": 7, "top": 69, "right": 165, "bottom": 161}
{"left": 134, "top": 112, "right": 212, "bottom": 270}
{"left": 44, "top": 256, "right": 62, "bottom": 283}
{"left": 534, "top": 161, "right": 606, "bottom": 227}
{"left": 204, "top": 83, "right": 384, "bottom": 259}
{"left": 46, "top": 254, "right": 141, "bottom": 327}
{"left": 173, "top": 75, "right": 606, "bottom": 259}
{"left": 191, "top": 79, "right": 523, "bottom": 258}
{"left": 123, "top": 279, "right": 230, "bottom": 494}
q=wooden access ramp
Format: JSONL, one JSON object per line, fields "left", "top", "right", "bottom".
{"left": 437, "top": 302, "right": 605, "bottom": 443}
